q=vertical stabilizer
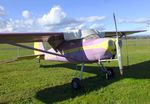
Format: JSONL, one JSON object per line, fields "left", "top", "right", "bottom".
{"left": 34, "top": 42, "right": 45, "bottom": 55}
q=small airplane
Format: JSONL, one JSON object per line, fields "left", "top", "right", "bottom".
{"left": 0, "top": 15, "right": 145, "bottom": 89}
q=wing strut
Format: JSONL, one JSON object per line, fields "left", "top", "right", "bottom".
{"left": 0, "top": 40, "right": 80, "bottom": 62}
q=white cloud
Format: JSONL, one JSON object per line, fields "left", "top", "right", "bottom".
{"left": 0, "top": 5, "right": 106, "bottom": 32}
{"left": 134, "top": 18, "right": 150, "bottom": 24}
{"left": 38, "top": 6, "right": 66, "bottom": 25}
{"left": 79, "top": 16, "right": 105, "bottom": 22}
{"left": 0, "top": 6, "right": 5, "bottom": 16}
{"left": 89, "top": 23, "right": 105, "bottom": 30}
{"left": 37, "top": 6, "right": 105, "bottom": 31}
{"left": 22, "top": 10, "right": 30, "bottom": 19}
{"left": 118, "top": 19, "right": 130, "bottom": 23}
{"left": 119, "top": 17, "right": 150, "bottom": 24}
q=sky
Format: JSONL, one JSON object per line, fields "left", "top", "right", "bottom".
{"left": 0, "top": 0, "right": 150, "bottom": 34}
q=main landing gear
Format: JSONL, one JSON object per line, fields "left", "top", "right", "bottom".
{"left": 71, "top": 78, "right": 81, "bottom": 90}
{"left": 98, "top": 61, "right": 115, "bottom": 80}
{"left": 71, "top": 61, "right": 115, "bottom": 90}
{"left": 71, "top": 63, "right": 84, "bottom": 90}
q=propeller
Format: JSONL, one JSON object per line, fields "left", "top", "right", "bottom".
{"left": 113, "top": 13, "right": 123, "bottom": 75}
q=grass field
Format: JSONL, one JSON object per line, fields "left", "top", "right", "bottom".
{"left": 0, "top": 39, "right": 150, "bottom": 104}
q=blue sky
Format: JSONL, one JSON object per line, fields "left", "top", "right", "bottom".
{"left": 0, "top": 0, "right": 150, "bottom": 33}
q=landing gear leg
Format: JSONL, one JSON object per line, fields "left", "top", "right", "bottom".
{"left": 71, "top": 63, "right": 84, "bottom": 90}
{"left": 98, "top": 61, "right": 114, "bottom": 80}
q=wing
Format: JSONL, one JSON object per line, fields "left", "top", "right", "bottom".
{"left": 104, "top": 30, "right": 146, "bottom": 37}
{"left": 0, "top": 32, "right": 64, "bottom": 49}
{"left": 0, "top": 32, "right": 64, "bottom": 43}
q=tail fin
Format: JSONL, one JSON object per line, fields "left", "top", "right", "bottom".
{"left": 34, "top": 42, "right": 45, "bottom": 55}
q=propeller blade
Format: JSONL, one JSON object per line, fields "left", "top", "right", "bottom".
{"left": 113, "top": 13, "right": 123, "bottom": 75}
{"left": 115, "top": 39, "right": 123, "bottom": 75}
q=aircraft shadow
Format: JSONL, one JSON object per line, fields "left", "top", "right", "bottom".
{"left": 36, "top": 60, "right": 150, "bottom": 103}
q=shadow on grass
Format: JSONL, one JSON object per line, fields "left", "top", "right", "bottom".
{"left": 36, "top": 60, "right": 150, "bottom": 103}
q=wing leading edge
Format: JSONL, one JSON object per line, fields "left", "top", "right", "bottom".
{"left": 0, "top": 30, "right": 146, "bottom": 43}
{"left": 104, "top": 30, "right": 146, "bottom": 37}
{"left": 0, "top": 32, "right": 64, "bottom": 43}
{"left": 0, "top": 32, "right": 64, "bottom": 50}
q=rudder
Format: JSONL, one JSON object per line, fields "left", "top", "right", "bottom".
{"left": 34, "top": 42, "right": 45, "bottom": 55}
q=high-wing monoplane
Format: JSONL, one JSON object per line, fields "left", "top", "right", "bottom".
{"left": 0, "top": 15, "right": 145, "bottom": 89}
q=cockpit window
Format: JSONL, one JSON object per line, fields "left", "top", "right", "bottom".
{"left": 84, "top": 34, "right": 99, "bottom": 40}
{"left": 83, "top": 30, "right": 105, "bottom": 40}
{"left": 64, "top": 29, "right": 105, "bottom": 41}
{"left": 97, "top": 31, "right": 105, "bottom": 38}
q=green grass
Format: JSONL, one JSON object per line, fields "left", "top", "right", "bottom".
{"left": 0, "top": 39, "right": 150, "bottom": 104}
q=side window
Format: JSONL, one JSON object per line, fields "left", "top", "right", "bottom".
{"left": 84, "top": 34, "right": 99, "bottom": 40}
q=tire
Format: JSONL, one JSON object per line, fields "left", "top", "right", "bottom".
{"left": 71, "top": 78, "right": 81, "bottom": 90}
{"left": 105, "top": 68, "right": 114, "bottom": 80}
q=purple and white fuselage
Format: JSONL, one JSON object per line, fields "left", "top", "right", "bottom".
{"left": 37, "top": 37, "right": 116, "bottom": 63}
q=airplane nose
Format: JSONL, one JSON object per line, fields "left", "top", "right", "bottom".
{"left": 108, "top": 40, "right": 114, "bottom": 47}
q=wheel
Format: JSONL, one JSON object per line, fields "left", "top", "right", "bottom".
{"left": 71, "top": 78, "right": 81, "bottom": 90}
{"left": 105, "top": 68, "right": 114, "bottom": 80}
